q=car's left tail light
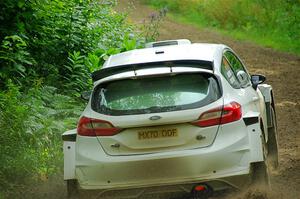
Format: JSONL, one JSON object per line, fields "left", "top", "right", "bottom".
{"left": 77, "top": 116, "right": 122, "bottom": 136}
{"left": 192, "top": 102, "right": 242, "bottom": 127}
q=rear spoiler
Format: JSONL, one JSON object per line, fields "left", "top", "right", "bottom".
{"left": 92, "top": 60, "right": 213, "bottom": 82}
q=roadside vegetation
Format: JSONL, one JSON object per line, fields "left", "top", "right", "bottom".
{"left": 142, "top": 0, "right": 300, "bottom": 55}
{"left": 0, "top": 0, "right": 144, "bottom": 197}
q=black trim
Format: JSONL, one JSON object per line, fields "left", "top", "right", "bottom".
{"left": 62, "top": 133, "right": 77, "bottom": 142}
{"left": 155, "top": 50, "right": 164, "bottom": 54}
{"left": 214, "top": 74, "right": 223, "bottom": 96}
{"left": 91, "top": 60, "right": 213, "bottom": 82}
{"left": 243, "top": 117, "right": 259, "bottom": 126}
{"left": 153, "top": 41, "right": 178, "bottom": 47}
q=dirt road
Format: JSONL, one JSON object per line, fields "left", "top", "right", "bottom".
{"left": 116, "top": 1, "right": 300, "bottom": 199}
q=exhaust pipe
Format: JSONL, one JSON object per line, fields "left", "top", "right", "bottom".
{"left": 190, "top": 184, "right": 213, "bottom": 199}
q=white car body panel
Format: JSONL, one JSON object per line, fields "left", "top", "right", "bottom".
{"left": 63, "top": 129, "right": 76, "bottom": 180}
{"left": 87, "top": 97, "right": 224, "bottom": 156}
{"left": 74, "top": 120, "right": 263, "bottom": 190}
{"left": 103, "top": 44, "right": 222, "bottom": 68}
{"left": 99, "top": 123, "right": 218, "bottom": 156}
{"left": 62, "top": 40, "right": 275, "bottom": 196}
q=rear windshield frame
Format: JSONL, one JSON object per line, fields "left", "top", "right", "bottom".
{"left": 91, "top": 72, "right": 222, "bottom": 116}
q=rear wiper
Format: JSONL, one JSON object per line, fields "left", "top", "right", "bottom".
{"left": 148, "top": 106, "right": 163, "bottom": 111}
{"left": 100, "top": 88, "right": 107, "bottom": 106}
{"left": 146, "top": 105, "right": 180, "bottom": 112}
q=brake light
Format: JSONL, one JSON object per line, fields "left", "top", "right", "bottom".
{"left": 77, "top": 116, "right": 122, "bottom": 136}
{"left": 192, "top": 102, "right": 242, "bottom": 127}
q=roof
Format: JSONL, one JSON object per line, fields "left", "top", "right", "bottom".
{"left": 103, "top": 43, "right": 226, "bottom": 68}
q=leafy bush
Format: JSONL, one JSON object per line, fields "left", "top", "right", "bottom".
{"left": 0, "top": 0, "right": 146, "bottom": 196}
{"left": 0, "top": 82, "right": 83, "bottom": 195}
{"left": 0, "top": 0, "right": 143, "bottom": 90}
{"left": 63, "top": 51, "right": 91, "bottom": 96}
{"left": 0, "top": 35, "right": 35, "bottom": 87}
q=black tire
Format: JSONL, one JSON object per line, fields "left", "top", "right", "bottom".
{"left": 67, "top": 179, "right": 79, "bottom": 199}
{"left": 267, "top": 106, "right": 279, "bottom": 169}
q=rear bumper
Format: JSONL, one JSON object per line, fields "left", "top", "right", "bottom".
{"left": 76, "top": 174, "right": 252, "bottom": 199}
{"left": 73, "top": 120, "right": 263, "bottom": 191}
{"left": 76, "top": 146, "right": 251, "bottom": 190}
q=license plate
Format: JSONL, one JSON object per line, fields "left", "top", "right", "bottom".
{"left": 138, "top": 128, "right": 178, "bottom": 140}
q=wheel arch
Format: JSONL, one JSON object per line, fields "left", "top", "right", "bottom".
{"left": 270, "top": 90, "right": 277, "bottom": 128}
{"left": 258, "top": 84, "right": 275, "bottom": 129}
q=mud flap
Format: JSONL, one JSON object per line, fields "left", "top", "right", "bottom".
{"left": 63, "top": 129, "right": 77, "bottom": 180}
{"left": 247, "top": 121, "right": 264, "bottom": 163}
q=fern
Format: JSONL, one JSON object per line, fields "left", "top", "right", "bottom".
{"left": 63, "top": 51, "right": 92, "bottom": 96}
{"left": 0, "top": 83, "right": 84, "bottom": 192}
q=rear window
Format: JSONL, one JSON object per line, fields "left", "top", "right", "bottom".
{"left": 92, "top": 73, "right": 221, "bottom": 115}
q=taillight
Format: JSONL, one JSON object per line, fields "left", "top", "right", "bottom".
{"left": 192, "top": 102, "right": 242, "bottom": 127}
{"left": 77, "top": 116, "right": 122, "bottom": 136}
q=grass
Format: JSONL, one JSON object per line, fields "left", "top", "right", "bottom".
{"left": 142, "top": 0, "right": 300, "bottom": 56}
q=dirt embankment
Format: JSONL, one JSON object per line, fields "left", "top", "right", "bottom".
{"left": 117, "top": 1, "right": 300, "bottom": 199}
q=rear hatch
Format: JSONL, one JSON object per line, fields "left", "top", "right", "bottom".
{"left": 90, "top": 72, "right": 223, "bottom": 155}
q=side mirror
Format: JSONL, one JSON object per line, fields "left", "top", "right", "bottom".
{"left": 81, "top": 91, "right": 92, "bottom": 101}
{"left": 251, "top": 74, "right": 266, "bottom": 90}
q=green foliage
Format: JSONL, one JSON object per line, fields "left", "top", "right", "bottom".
{"left": 0, "top": 82, "right": 83, "bottom": 195}
{"left": 63, "top": 51, "right": 91, "bottom": 96}
{"left": 122, "top": 34, "right": 139, "bottom": 51}
{"left": 0, "top": 35, "right": 35, "bottom": 87}
{"left": 62, "top": 33, "right": 142, "bottom": 96}
{"left": 0, "top": 0, "right": 143, "bottom": 90}
{"left": 0, "top": 0, "right": 145, "bottom": 196}
{"left": 143, "top": 0, "right": 300, "bottom": 55}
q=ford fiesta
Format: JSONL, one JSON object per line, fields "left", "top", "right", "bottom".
{"left": 62, "top": 39, "right": 278, "bottom": 199}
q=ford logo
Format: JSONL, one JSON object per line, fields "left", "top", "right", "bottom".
{"left": 149, "top": 116, "right": 162, "bottom": 121}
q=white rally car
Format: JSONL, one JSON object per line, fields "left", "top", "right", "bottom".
{"left": 62, "top": 39, "right": 278, "bottom": 199}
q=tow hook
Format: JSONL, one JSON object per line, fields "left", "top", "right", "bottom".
{"left": 190, "top": 184, "right": 213, "bottom": 199}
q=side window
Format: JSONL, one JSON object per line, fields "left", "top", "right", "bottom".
{"left": 221, "top": 57, "right": 240, "bottom": 89}
{"left": 224, "top": 51, "right": 250, "bottom": 87}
